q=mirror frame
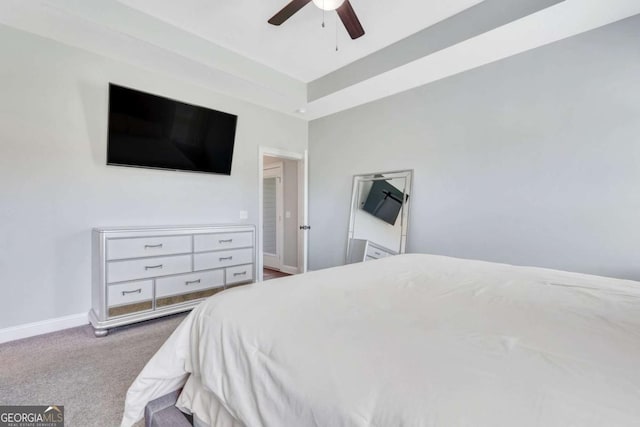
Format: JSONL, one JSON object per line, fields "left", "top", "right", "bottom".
{"left": 346, "top": 169, "right": 413, "bottom": 263}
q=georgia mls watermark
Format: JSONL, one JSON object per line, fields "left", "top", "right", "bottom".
{"left": 0, "top": 405, "right": 64, "bottom": 427}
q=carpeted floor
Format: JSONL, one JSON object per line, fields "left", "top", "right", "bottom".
{"left": 0, "top": 313, "right": 187, "bottom": 427}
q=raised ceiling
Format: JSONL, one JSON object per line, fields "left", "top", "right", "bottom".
{"left": 115, "top": 0, "right": 484, "bottom": 82}
{"left": 0, "top": 0, "right": 639, "bottom": 120}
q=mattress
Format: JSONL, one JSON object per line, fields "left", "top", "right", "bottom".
{"left": 123, "top": 254, "right": 640, "bottom": 426}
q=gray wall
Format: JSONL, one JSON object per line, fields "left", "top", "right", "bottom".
{"left": 0, "top": 25, "right": 307, "bottom": 329}
{"left": 309, "top": 15, "right": 640, "bottom": 280}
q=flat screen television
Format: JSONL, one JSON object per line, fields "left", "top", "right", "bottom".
{"left": 362, "top": 179, "right": 406, "bottom": 226}
{"left": 107, "top": 84, "right": 238, "bottom": 175}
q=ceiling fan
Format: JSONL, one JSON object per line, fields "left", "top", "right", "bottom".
{"left": 268, "top": 0, "right": 365, "bottom": 40}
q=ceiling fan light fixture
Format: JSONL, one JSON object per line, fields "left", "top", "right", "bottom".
{"left": 269, "top": 0, "right": 365, "bottom": 40}
{"left": 312, "top": 0, "right": 345, "bottom": 11}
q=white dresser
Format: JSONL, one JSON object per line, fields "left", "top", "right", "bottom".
{"left": 90, "top": 224, "right": 255, "bottom": 337}
{"left": 347, "top": 238, "right": 397, "bottom": 264}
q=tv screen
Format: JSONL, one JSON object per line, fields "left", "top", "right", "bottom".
{"left": 362, "top": 179, "right": 406, "bottom": 225}
{"left": 107, "top": 84, "right": 238, "bottom": 175}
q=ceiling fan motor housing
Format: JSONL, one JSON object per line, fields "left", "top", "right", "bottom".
{"left": 312, "top": 0, "right": 346, "bottom": 11}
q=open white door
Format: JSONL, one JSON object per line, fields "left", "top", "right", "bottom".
{"left": 263, "top": 163, "right": 283, "bottom": 271}
{"left": 299, "top": 150, "right": 309, "bottom": 273}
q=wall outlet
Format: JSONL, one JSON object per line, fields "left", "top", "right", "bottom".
{"left": 239, "top": 210, "right": 248, "bottom": 219}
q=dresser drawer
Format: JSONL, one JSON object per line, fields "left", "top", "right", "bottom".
{"left": 107, "top": 280, "right": 153, "bottom": 309}
{"left": 107, "top": 236, "right": 192, "bottom": 260}
{"left": 156, "top": 287, "right": 224, "bottom": 309}
{"left": 156, "top": 270, "right": 224, "bottom": 299}
{"left": 194, "top": 232, "right": 253, "bottom": 252}
{"left": 107, "top": 254, "right": 192, "bottom": 283}
{"left": 366, "top": 245, "right": 393, "bottom": 259}
{"left": 226, "top": 264, "right": 253, "bottom": 285}
{"left": 194, "top": 248, "right": 253, "bottom": 271}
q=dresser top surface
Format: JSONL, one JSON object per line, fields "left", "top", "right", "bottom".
{"left": 94, "top": 224, "right": 256, "bottom": 234}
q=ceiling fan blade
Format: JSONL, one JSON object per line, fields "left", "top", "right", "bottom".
{"left": 336, "top": 0, "right": 365, "bottom": 40}
{"left": 268, "top": 0, "right": 312, "bottom": 26}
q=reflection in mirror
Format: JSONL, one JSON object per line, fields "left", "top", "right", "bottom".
{"left": 346, "top": 170, "right": 413, "bottom": 263}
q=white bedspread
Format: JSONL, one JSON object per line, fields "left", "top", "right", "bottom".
{"left": 122, "top": 254, "right": 640, "bottom": 426}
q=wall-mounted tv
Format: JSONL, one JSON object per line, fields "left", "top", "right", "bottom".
{"left": 107, "top": 84, "right": 238, "bottom": 175}
{"left": 362, "top": 179, "right": 406, "bottom": 225}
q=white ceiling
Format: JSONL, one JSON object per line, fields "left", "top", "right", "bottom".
{"left": 115, "top": 0, "right": 484, "bottom": 82}
{"left": 0, "top": 0, "right": 639, "bottom": 120}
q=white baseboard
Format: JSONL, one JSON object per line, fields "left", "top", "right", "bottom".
{"left": 0, "top": 313, "right": 89, "bottom": 344}
{"left": 280, "top": 265, "right": 300, "bottom": 275}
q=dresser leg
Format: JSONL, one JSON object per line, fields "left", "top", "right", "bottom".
{"left": 94, "top": 328, "right": 109, "bottom": 338}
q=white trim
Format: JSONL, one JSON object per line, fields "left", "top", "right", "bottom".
{"left": 280, "top": 265, "right": 300, "bottom": 275}
{"left": 260, "top": 147, "right": 305, "bottom": 160}
{"left": 258, "top": 146, "right": 307, "bottom": 282}
{"left": 0, "top": 313, "right": 89, "bottom": 344}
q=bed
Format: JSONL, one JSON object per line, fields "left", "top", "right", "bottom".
{"left": 122, "top": 254, "right": 640, "bottom": 426}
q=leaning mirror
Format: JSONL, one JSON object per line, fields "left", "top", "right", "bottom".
{"left": 346, "top": 170, "right": 413, "bottom": 263}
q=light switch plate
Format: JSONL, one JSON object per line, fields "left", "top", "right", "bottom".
{"left": 285, "top": 211, "right": 291, "bottom": 219}
{"left": 239, "top": 210, "right": 248, "bottom": 219}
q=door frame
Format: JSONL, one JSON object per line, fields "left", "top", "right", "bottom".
{"left": 262, "top": 162, "right": 284, "bottom": 271}
{"left": 258, "top": 146, "right": 309, "bottom": 282}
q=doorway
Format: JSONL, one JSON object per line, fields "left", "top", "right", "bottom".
{"left": 258, "top": 147, "right": 308, "bottom": 282}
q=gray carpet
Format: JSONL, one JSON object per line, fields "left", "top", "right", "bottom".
{"left": 0, "top": 313, "right": 187, "bottom": 427}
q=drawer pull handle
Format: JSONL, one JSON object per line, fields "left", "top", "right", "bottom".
{"left": 185, "top": 279, "right": 201, "bottom": 286}
{"left": 374, "top": 252, "right": 381, "bottom": 256}
{"left": 145, "top": 244, "right": 163, "bottom": 249}
{"left": 219, "top": 239, "right": 233, "bottom": 243}
{"left": 145, "top": 264, "right": 163, "bottom": 270}
{"left": 122, "top": 288, "right": 142, "bottom": 296}
{"left": 233, "top": 271, "right": 247, "bottom": 277}
{"left": 219, "top": 256, "right": 233, "bottom": 261}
